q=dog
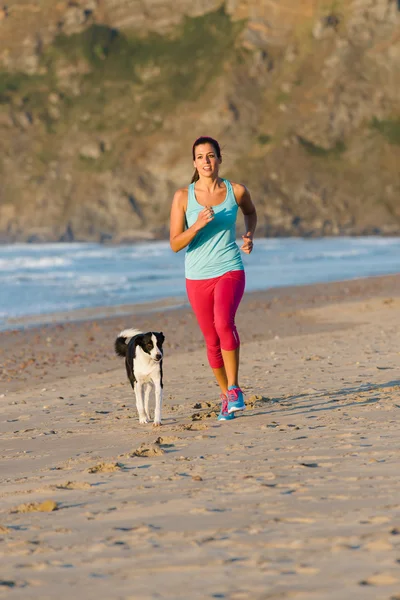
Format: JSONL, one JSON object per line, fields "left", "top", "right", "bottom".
{"left": 115, "top": 328, "right": 165, "bottom": 426}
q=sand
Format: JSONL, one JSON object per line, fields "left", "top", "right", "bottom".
{"left": 0, "top": 274, "right": 400, "bottom": 599}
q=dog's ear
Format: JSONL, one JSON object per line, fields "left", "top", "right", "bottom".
{"left": 158, "top": 332, "right": 165, "bottom": 344}
{"left": 133, "top": 333, "right": 145, "bottom": 353}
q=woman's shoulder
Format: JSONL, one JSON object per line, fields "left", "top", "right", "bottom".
{"left": 173, "top": 186, "right": 189, "bottom": 201}
{"left": 228, "top": 181, "right": 248, "bottom": 203}
{"left": 172, "top": 187, "right": 189, "bottom": 210}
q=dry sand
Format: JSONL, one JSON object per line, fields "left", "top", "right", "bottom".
{"left": 1, "top": 275, "right": 400, "bottom": 599}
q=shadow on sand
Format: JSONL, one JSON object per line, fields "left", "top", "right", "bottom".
{"left": 249, "top": 379, "right": 400, "bottom": 418}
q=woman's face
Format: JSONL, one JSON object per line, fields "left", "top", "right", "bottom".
{"left": 193, "top": 143, "right": 221, "bottom": 178}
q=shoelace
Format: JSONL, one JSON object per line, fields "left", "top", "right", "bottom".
{"left": 228, "top": 387, "right": 239, "bottom": 401}
{"left": 220, "top": 395, "right": 229, "bottom": 415}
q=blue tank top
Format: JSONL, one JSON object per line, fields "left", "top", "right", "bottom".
{"left": 184, "top": 178, "right": 244, "bottom": 280}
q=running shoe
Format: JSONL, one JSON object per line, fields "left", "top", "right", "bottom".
{"left": 227, "top": 386, "right": 246, "bottom": 413}
{"left": 217, "top": 394, "right": 235, "bottom": 421}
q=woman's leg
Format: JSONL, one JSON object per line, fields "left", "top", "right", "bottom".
{"left": 221, "top": 347, "right": 240, "bottom": 389}
{"left": 214, "top": 270, "right": 245, "bottom": 389}
{"left": 211, "top": 366, "right": 228, "bottom": 396}
{"left": 185, "top": 277, "right": 228, "bottom": 395}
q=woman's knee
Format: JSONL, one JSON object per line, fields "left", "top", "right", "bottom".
{"left": 215, "top": 319, "right": 240, "bottom": 350}
{"left": 214, "top": 316, "right": 233, "bottom": 338}
{"left": 206, "top": 343, "right": 223, "bottom": 369}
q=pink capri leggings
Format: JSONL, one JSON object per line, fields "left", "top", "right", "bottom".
{"left": 186, "top": 270, "right": 245, "bottom": 369}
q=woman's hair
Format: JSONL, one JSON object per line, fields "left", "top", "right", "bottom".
{"left": 191, "top": 136, "right": 221, "bottom": 183}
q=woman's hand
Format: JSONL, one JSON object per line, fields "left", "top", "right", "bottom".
{"left": 241, "top": 232, "right": 254, "bottom": 254}
{"left": 195, "top": 206, "right": 214, "bottom": 231}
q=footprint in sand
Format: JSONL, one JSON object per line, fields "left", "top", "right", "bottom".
{"left": 11, "top": 500, "right": 59, "bottom": 513}
{"left": 130, "top": 443, "right": 165, "bottom": 457}
{"left": 154, "top": 435, "right": 180, "bottom": 446}
{"left": 278, "top": 516, "right": 316, "bottom": 524}
{"left": 177, "top": 423, "right": 209, "bottom": 431}
{"left": 246, "top": 394, "right": 271, "bottom": 408}
{"left": 190, "top": 507, "right": 230, "bottom": 514}
{"left": 87, "top": 462, "right": 124, "bottom": 473}
{"left": 54, "top": 481, "right": 92, "bottom": 490}
{"left": 360, "top": 572, "right": 399, "bottom": 586}
{"left": 192, "top": 402, "right": 213, "bottom": 409}
{"left": 191, "top": 411, "right": 218, "bottom": 421}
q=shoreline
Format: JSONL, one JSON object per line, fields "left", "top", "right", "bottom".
{"left": 2, "top": 296, "right": 190, "bottom": 332}
{"left": 2, "top": 271, "right": 400, "bottom": 334}
{"left": 1, "top": 273, "right": 399, "bottom": 394}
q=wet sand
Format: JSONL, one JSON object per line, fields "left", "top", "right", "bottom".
{"left": 1, "top": 274, "right": 400, "bottom": 598}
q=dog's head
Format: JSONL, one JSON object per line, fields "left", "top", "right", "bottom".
{"left": 137, "top": 331, "right": 165, "bottom": 362}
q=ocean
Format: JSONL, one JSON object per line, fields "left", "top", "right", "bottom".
{"left": 0, "top": 237, "right": 399, "bottom": 331}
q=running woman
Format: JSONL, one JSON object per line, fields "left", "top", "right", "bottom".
{"left": 169, "top": 136, "right": 257, "bottom": 421}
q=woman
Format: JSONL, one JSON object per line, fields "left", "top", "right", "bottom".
{"left": 170, "top": 136, "right": 257, "bottom": 421}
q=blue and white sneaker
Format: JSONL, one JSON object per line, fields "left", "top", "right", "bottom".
{"left": 217, "top": 394, "right": 235, "bottom": 421}
{"left": 227, "top": 386, "right": 246, "bottom": 414}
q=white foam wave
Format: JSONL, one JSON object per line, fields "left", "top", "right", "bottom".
{"left": 350, "top": 237, "right": 400, "bottom": 247}
{"left": 0, "top": 242, "right": 91, "bottom": 254}
{"left": 2, "top": 271, "right": 76, "bottom": 283}
{"left": 298, "top": 249, "right": 370, "bottom": 261}
{"left": 0, "top": 256, "right": 72, "bottom": 271}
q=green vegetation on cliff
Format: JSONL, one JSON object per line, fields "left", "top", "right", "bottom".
{"left": 371, "top": 117, "right": 400, "bottom": 146}
{"left": 298, "top": 137, "right": 346, "bottom": 158}
{"left": 0, "top": 8, "right": 243, "bottom": 137}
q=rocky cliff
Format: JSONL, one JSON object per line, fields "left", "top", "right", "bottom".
{"left": 0, "top": 0, "right": 399, "bottom": 242}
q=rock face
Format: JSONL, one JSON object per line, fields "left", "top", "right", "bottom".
{"left": 0, "top": 0, "right": 399, "bottom": 242}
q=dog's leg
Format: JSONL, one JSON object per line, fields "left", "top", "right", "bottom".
{"left": 153, "top": 381, "right": 162, "bottom": 427}
{"left": 144, "top": 383, "right": 152, "bottom": 422}
{"left": 135, "top": 382, "right": 148, "bottom": 424}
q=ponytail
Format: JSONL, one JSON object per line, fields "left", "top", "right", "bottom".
{"left": 191, "top": 168, "right": 199, "bottom": 183}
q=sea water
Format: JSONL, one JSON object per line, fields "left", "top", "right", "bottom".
{"left": 0, "top": 237, "right": 399, "bottom": 330}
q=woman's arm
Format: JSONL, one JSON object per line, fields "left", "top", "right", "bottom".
{"left": 232, "top": 183, "right": 257, "bottom": 254}
{"left": 169, "top": 189, "right": 214, "bottom": 253}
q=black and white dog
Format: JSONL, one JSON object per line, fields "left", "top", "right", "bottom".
{"left": 115, "top": 328, "right": 165, "bottom": 426}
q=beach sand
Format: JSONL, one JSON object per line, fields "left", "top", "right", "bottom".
{"left": 1, "top": 274, "right": 400, "bottom": 599}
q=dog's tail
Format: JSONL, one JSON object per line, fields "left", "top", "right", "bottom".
{"left": 115, "top": 328, "right": 142, "bottom": 357}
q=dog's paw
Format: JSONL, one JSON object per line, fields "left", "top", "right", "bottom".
{"left": 139, "top": 417, "right": 150, "bottom": 424}
{"left": 153, "top": 421, "right": 162, "bottom": 427}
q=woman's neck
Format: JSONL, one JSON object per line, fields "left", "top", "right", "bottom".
{"left": 195, "top": 175, "right": 222, "bottom": 193}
